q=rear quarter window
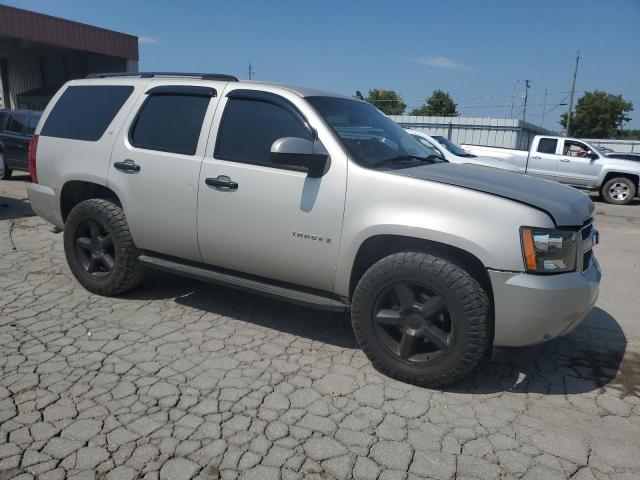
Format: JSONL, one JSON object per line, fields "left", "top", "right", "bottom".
{"left": 41, "top": 85, "right": 134, "bottom": 141}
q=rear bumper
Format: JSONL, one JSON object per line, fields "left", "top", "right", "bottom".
{"left": 489, "top": 256, "right": 600, "bottom": 347}
{"left": 27, "top": 183, "right": 64, "bottom": 229}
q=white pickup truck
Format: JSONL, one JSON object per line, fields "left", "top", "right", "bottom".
{"left": 462, "top": 136, "right": 640, "bottom": 205}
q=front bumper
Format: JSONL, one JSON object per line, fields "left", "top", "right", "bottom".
{"left": 27, "top": 183, "right": 64, "bottom": 229}
{"left": 489, "top": 255, "right": 600, "bottom": 347}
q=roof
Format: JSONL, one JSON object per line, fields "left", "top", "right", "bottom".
{"left": 0, "top": 4, "right": 138, "bottom": 60}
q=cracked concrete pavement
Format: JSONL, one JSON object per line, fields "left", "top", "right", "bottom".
{"left": 1, "top": 174, "right": 640, "bottom": 479}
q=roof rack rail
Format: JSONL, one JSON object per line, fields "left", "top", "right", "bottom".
{"left": 86, "top": 72, "right": 239, "bottom": 81}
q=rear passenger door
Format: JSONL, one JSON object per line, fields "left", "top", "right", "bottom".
{"left": 109, "top": 83, "right": 222, "bottom": 261}
{"left": 526, "top": 137, "right": 559, "bottom": 180}
{"left": 2, "top": 113, "right": 30, "bottom": 169}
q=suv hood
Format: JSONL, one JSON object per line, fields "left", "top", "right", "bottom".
{"left": 394, "top": 163, "right": 593, "bottom": 226}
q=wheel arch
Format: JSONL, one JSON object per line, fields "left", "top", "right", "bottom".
{"left": 348, "top": 234, "right": 493, "bottom": 302}
{"left": 600, "top": 171, "right": 639, "bottom": 192}
{"left": 60, "top": 180, "right": 122, "bottom": 222}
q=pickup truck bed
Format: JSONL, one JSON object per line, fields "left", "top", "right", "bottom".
{"left": 460, "top": 145, "right": 529, "bottom": 172}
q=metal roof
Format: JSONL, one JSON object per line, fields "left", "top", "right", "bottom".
{"left": 0, "top": 4, "right": 139, "bottom": 60}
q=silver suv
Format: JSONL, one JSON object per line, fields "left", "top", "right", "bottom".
{"left": 27, "top": 72, "right": 601, "bottom": 386}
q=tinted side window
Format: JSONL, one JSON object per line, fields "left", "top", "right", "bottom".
{"left": 130, "top": 95, "right": 210, "bottom": 155}
{"left": 0, "top": 112, "right": 6, "bottom": 131}
{"left": 216, "top": 98, "right": 311, "bottom": 166}
{"left": 41, "top": 85, "right": 134, "bottom": 141}
{"left": 537, "top": 138, "right": 558, "bottom": 154}
{"left": 7, "top": 114, "right": 28, "bottom": 134}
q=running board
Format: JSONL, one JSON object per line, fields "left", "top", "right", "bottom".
{"left": 138, "top": 254, "right": 350, "bottom": 312}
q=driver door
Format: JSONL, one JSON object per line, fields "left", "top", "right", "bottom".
{"left": 196, "top": 89, "right": 347, "bottom": 291}
{"left": 556, "top": 140, "right": 601, "bottom": 187}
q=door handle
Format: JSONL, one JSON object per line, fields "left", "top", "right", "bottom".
{"left": 560, "top": 158, "right": 571, "bottom": 162}
{"left": 206, "top": 175, "right": 238, "bottom": 190}
{"left": 113, "top": 160, "right": 141, "bottom": 173}
{"left": 531, "top": 156, "right": 541, "bottom": 159}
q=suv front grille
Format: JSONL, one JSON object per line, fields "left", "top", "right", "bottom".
{"left": 580, "top": 219, "right": 595, "bottom": 272}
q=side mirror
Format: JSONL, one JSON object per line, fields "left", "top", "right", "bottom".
{"left": 588, "top": 152, "right": 599, "bottom": 160}
{"left": 270, "top": 137, "right": 329, "bottom": 178}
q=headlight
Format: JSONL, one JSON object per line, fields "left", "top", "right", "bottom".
{"left": 520, "top": 227, "right": 577, "bottom": 273}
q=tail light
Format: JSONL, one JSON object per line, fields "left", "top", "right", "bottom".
{"left": 28, "top": 135, "right": 39, "bottom": 183}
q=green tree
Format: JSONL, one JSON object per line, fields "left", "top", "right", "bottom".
{"left": 365, "top": 89, "right": 406, "bottom": 115}
{"left": 410, "top": 89, "right": 458, "bottom": 116}
{"left": 560, "top": 90, "right": 633, "bottom": 137}
{"left": 615, "top": 129, "right": 640, "bottom": 140}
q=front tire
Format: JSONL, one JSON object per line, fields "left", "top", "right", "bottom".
{"left": 351, "top": 252, "right": 491, "bottom": 387}
{"left": 64, "top": 199, "right": 144, "bottom": 296}
{"left": 601, "top": 177, "right": 636, "bottom": 205}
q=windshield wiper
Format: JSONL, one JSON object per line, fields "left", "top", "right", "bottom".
{"left": 373, "top": 154, "right": 441, "bottom": 167}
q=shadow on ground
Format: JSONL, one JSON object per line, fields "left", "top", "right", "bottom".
{"left": 0, "top": 196, "right": 36, "bottom": 221}
{"left": 125, "top": 269, "right": 357, "bottom": 349}
{"left": 588, "top": 192, "right": 640, "bottom": 206}
{"left": 126, "top": 270, "right": 629, "bottom": 396}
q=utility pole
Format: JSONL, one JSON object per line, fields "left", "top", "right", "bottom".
{"left": 522, "top": 80, "right": 531, "bottom": 122}
{"left": 565, "top": 50, "right": 580, "bottom": 135}
{"left": 540, "top": 88, "right": 548, "bottom": 128}
{"left": 509, "top": 80, "right": 519, "bottom": 117}
{"left": 247, "top": 62, "right": 254, "bottom": 80}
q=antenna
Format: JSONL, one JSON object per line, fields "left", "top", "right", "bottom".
{"left": 248, "top": 62, "right": 254, "bottom": 80}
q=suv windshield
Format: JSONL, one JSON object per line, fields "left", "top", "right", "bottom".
{"left": 307, "top": 96, "right": 444, "bottom": 169}
{"left": 432, "top": 135, "right": 475, "bottom": 157}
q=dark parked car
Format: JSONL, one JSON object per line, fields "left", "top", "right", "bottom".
{"left": 0, "top": 109, "right": 42, "bottom": 179}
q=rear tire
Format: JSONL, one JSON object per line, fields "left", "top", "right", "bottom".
{"left": 0, "top": 154, "right": 12, "bottom": 180}
{"left": 64, "top": 198, "right": 144, "bottom": 296}
{"left": 601, "top": 177, "right": 636, "bottom": 205}
{"left": 351, "top": 251, "right": 491, "bottom": 387}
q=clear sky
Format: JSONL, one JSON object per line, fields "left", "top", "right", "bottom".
{"left": 6, "top": 0, "right": 640, "bottom": 130}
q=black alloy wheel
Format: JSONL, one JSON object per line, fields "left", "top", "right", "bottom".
{"left": 74, "top": 218, "right": 116, "bottom": 278}
{"left": 64, "top": 198, "right": 144, "bottom": 296}
{"left": 351, "top": 251, "right": 491, "bottom": 387}
{"left": 372, "top": 281, "right": 452, "bottom": 363}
